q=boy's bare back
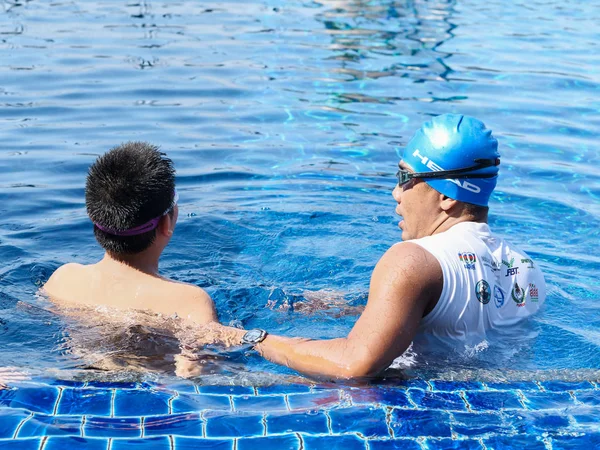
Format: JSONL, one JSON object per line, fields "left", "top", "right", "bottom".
{"left": 44, "top": 259, "right": 216, "bottom": 324}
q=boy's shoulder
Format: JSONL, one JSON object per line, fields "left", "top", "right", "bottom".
{"left": 43, "top": 263, "right": 87, "bottom": 299}
{"left": 158, "top": 279, "right": 217, "bottom": 324}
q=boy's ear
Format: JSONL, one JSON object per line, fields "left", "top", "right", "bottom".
{"left": 158, "top": 214, "right": 173, "bottom": 237}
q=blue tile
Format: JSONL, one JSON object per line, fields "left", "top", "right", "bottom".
{"left": 44, "top": 380, "right": 87, "bottom": 388}
{"left": 390, "top": 409, "right": 452, "bottom": 438}
{"left": 267, "top": 411, "right": 328, "bottom": 435}
{"left": 113, "top": 389, "right": 172, "bottom": 416}
{"left": 552, "top": 434, "right": 600, "bottom": 449}
{"left": 0, "top": 408, "right": 31, "bottom": 439}
{"left": 424, "top": 438, "right": 482, "bottom": 449}
{"left": 409, "top": 390, "right": 466, "bottom": 411}
{"left": 0, "top": 438, "right": 43, "bottom": 449}
{"left": 349, "top": 387, "right": 411, "bottom": 408}
{"left": 197, "top": 386, "right": 254, "bottom": 396}
{"left": 205, "top": 412, "right": 263, "bottom": 438}
{"left": 144, "top": 413, "right": 203, "bottom": 437}
{"left": 171, "top": 393, "right": 231, "bottom": 413}
{"left": 329, "top": 406, "right": 389, "bottom": 437}
{"left": 238, "top": 434, "right": 300, "bottom": 450}
{"left": 464, "top": 390, "right": 522, "bottom": 411}
{"left": 502, "top": 410, "right": 570, "bottom": 434}
{"left": 451, "top": 412, "right": 508, "bottom": 437}
{"left": 541, "top": 381, "right": 594, "bottom": 392}
{"left": 111, "top": 436, "right": 171, "bottom": 449}
{"left": 175, "top": 437, "right": 234, "bottom": 449}
{"left": 484, "top": 381, "right": 540, "bottom": 392}
{"left": 430, "top": 381, "right": 484, "bottom": 392}
{"left": 84, "top": 416, "right": 141, "bottom": 439}
{"left": 575, "top": 390, "right": 600, "bottom": 406}
{"left": 369, "top": 439, "right": 422, "bottom": 450}
{"left": 257, "top": 385, "right": 311, "bottom": 395}
{"left": 233, "top": 395, "right": 287, "bottom": 412}
{"left": 85, "top": 381, "right": 140, "bottom": 389}
{"left": 572, "top": 408, "right": 600, "bottom": 430}
{"left": 0, "top": 387, "right": 59, "bottom": 414}
{"left": 45, "top": 436, "right": 108, "bottom": 450}
{"left": 521, "top": 391, "right": 575, "bottom": 410}
{"left": 287, "top": 391, "right": 340, "bottom": 411}
{"left": 162, "top": 382, "right": 197, "bottom": 395}
{"left": 18, "top": 413, "right": 82, "bottom": 437}
{"left": 57, "top": 388, "right": 112, "bottom": 416}
{"left": 483, "top": 435, "right": 546, "bottom": 450}
{"left": 378, "top": 379, "right": 430, "bottom": 390}
{"left": 302, "top": 434, "right": 366, "bottom": 450}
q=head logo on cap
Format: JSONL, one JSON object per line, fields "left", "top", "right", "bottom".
{"left": 402, "top": 114, "right": 500, "bottom": 206}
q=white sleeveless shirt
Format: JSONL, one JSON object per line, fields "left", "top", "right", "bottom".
{"left": 410, "top": 221, "right": 546, "bottom": 340}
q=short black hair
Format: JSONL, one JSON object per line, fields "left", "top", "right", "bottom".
{"left": 86, "top": 142, "right": 176, "bottom": 255}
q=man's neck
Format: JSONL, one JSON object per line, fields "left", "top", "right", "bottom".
{"left": 429, "top": 214, "right": 488, "bottom": 237}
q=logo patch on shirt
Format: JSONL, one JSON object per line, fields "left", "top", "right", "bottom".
{"left": 482, "top": 256, "right": 502, "bottom": 272}
{"left": 529, "top": 283, "right": 539, "bottom": 302}
{"left": 493, "top": 285, "right": 505, "bottom": 308}
{"left": 476, "top": 280, "right": 491, "bottom": 304}
{"left": 503, "top": 258, "right": 519, "bottom": 277}
{"left": 511, "top": 282, "right": 526, "bottom": 307}
{"left": 521, "top": 258, "right": 535, "bottom": 269}
{"left": 458, "top": 252, "right": 477, "bottom": 270}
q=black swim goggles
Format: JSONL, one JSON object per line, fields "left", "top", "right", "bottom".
{"left": 396, "top": 158, "right": 500, "bottom": 187}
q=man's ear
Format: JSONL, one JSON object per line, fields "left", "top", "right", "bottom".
{"left": 158, "top": 214, "right": 173, "bottom": 237}
{"left": 440, "top": 193, "right": 458, "bottom": 213}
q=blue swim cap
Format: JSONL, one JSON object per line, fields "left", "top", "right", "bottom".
{"left": 402, "top": 114, "right": 500, "bottom": 207}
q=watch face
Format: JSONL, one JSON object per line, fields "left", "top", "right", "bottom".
{"left": 243, "top": 329, "right": 266, "bottom": 344}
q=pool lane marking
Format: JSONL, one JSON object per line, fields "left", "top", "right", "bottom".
{"left": 229, "top": 395, "right": 235, "bottom": 412}
{"left": 12, "top": 411, "right": 33, "bottom": 439}
{"left": 140, "top": 417, "right": 145, "bottom": 438}
{"left": 80, "top": 415, "right": 86, "bottom": 438}
{"left": 261, "top": 412, "right": 267, "bottom": 437}
{"left": 168, "top": 434, "right": 174, "bottom": 450}
{"left": 52, "top": 387, "right": 63, "bottom": 416}
{"left": 284, "top": 394, "right": 291, "bottom": 411}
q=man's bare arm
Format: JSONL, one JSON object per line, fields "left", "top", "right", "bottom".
{"left": 250, "top": 243, "right": 443, "bottom": 379}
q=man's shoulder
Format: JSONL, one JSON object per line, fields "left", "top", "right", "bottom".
{"left": 379, "top": 242, "right": 443, "bottom": 285}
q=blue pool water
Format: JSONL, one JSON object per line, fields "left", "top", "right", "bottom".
{"left": 1, "top": 0, "right": 599, "bottom": 447}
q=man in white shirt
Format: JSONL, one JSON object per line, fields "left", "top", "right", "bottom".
{"left": 218, "top": 114, "right": 546, "bottom": 378}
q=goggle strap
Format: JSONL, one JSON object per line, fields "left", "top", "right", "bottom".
{"left": 410, "top": 158, "right": 499, "bottom": 180}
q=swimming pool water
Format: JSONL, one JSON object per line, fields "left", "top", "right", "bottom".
{"left": 1, "top": 0, "right": 599, "bottom": 446}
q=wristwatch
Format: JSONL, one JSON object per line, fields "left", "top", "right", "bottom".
{"left": 241, "top": 329, "right": 268, "bottom": 345}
